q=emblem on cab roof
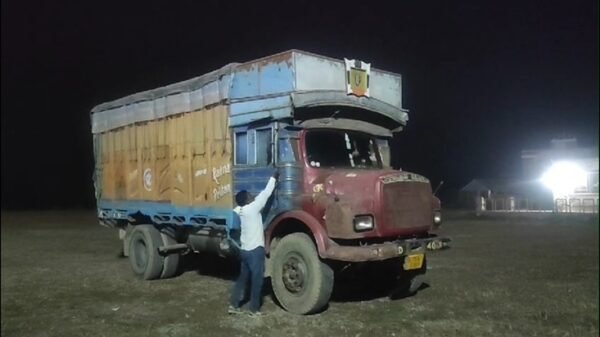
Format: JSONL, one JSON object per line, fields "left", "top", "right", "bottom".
{"left": 344, "top": 58, "right": 371, "bottom": 97}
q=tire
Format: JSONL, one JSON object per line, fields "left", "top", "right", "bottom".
{"left": 128, "top": 225, "right": 164, "bottom": 280}
{"left": 271, "top": 233, "right": 334, "bottom": 315}
{"left": 403, "top": 274, "right": 425, "bottom": 294}
{"left": 160, "top": 233, "right": 180, "bottom": 279}
{"left": 391, "top": 255, "right": 427, "bottom": 298}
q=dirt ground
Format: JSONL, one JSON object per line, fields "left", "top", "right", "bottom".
{"left": 1, "top": 211, "right": 598, "bottom": 337}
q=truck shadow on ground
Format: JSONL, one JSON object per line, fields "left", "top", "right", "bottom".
{"left": 331, "top": 281, "right": 430, "bottom": 302}
{"left": 179, "top": 253, "right": 240, "bottom": 281}
{"left": 177, "top": 253, "right": 430, "bottom": 304}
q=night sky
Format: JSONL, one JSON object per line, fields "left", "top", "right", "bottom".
{"left": 1, "top": 0, "right": 598, "bottom": 209}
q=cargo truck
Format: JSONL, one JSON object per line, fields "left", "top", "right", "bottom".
{"left": 90, "top": 50, "right": 449, "bottom": 314}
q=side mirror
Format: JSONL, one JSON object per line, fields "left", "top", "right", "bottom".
{"left": 433, "top": 180, "right": 444, "bottom": 196}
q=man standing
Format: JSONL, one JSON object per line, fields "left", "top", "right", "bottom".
{"left": 228, "top": 171, "right": 279, "bottom": 316}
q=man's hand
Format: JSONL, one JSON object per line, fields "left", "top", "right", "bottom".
{"left": 273, "top": 170, "right": 280, "bottom": 180}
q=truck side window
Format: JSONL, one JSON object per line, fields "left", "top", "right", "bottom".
{"left": 256, "top": 128, "right": 272, "bottom": 165}
{"left": 235, "top": 132, "right": 248, "bottom": 165}
{"left": 278, "top": 139, "right": 297, "bottom": 163}
{"left": 376, "top": 138, "right": 391, "bottom": 168}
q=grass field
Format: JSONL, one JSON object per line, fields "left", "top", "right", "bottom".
{"left": 1, "top": 211, "right": 598, "bottom": 337}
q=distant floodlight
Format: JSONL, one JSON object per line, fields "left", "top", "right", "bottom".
{"left": 541, "top": 161, "right": 587, "bottom": 196}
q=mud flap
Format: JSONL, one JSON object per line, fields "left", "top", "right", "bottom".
{"left": 121, "top": 225, "right": 134, "bottom": 257}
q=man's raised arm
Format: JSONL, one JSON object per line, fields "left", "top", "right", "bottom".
{"left": 247, "top": 171, "right": 279, "bottom": 211}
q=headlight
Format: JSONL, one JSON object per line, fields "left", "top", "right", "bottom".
{"left": 433, "top": 211, "right": 442, "bottom": 225}
{"left": 353, "top": 215, "right": 374, "bottom": 232}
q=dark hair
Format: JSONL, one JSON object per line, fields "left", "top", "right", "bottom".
{"left": 235, "top": 190, "right": 249, "bottom": 206}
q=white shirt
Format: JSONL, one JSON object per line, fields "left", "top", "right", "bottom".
{"left": 233, "top": 177, "right": 276, "bottom": 251}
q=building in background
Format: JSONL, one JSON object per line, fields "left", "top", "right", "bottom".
{"left": 522, "top": 138, "right": 598, "bottom": 213}
{"left": 460, "top": 138, "right": 598, "bottom": 213}
{"left": 459, "top": 178, "right": 551, "bottom": 212}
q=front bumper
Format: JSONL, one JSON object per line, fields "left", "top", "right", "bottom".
{"left": 321, "top": 236, "right": 451, "bottom": 262}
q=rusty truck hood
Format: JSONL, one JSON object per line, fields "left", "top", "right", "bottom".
{"left": 308, "top": 169, "right": 434, "bottom": 239}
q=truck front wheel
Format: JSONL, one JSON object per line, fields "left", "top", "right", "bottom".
{"left": 271, "top": 233, "right": 334, "bottom": 315}
{"left": 128, "top": 225, "right": 163, "bottom": 280}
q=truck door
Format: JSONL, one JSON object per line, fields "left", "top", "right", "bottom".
{"left": 233, "top": 124, "right": 274, "bottom": 168}
{"left": 232, "top": 123, "right": 277, "bottom": 221}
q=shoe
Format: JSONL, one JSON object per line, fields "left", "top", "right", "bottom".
{"left": 227, "top": 306, "right": 243, "bottom": 315}
{"left": 247, "top": 311, "right": 263, "bottom": 318}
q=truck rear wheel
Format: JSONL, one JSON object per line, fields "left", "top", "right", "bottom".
{"left": 271, "top": 233, "right": 333, "bottom": 315}
{"left": 159, "top": 233, "right": 180, "bottom": 279}
{"left": 128, "top": 225, "right": 163, "bottom": 280}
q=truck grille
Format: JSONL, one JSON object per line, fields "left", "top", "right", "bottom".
{"left": 382, "top": 182, "right": 432, "bottom": 230}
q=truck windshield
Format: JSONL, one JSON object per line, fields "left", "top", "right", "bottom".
{"left": 305, "top": 130, "right": 382, "bottom": 169}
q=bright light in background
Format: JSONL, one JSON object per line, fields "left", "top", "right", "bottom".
{"left": 541, "top": 161, "right": 588, "bottom": 196}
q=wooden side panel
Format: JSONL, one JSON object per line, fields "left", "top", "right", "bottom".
{"left": 191, "top": 111, "right": 210, "bottom": 204}
{"left": 135, "top": 124, "right": 145, "bottom": 200}
{"left": 114, "top": 128, "right": 126, "bottom": 200}
{"left": 100, "top": 132, "right": 114, "bottom": 199}
{"left": 169, "top": 115, "right": 188, "bottom": 205}
{"left": 96, "top": 104, "right": 233, "bottom": 209}
{"left": 191, "top": 105, "right": 232, "bottom": 208}
{"left": 156, "top": 118, "right": 171, "bottom": 202}
{"left": 141, "top": 122, "right": 158, "bottom": 201}
{"left": 126, "top": 125, "right": 140, "bottom": 200}
{"left": 213, "top": 105, "right": 233, "bottom": 208}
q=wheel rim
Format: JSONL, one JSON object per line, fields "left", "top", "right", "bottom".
{"left": 133, "top": 238, "right": 148, "bottom": 271}
{"left": 281, "top": 254, "right": 308, "bottom": 294}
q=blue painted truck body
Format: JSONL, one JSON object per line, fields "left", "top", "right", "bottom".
{"left": 91, "top": 50, "right": 408, "bottom": 235}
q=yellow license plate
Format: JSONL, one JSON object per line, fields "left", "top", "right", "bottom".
{"left": 403, "top": 254, "right": 424, "bottom": 270}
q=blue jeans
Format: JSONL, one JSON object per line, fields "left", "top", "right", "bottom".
{"left": 229, "top": 247, "right": 265, "bottom": 312}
